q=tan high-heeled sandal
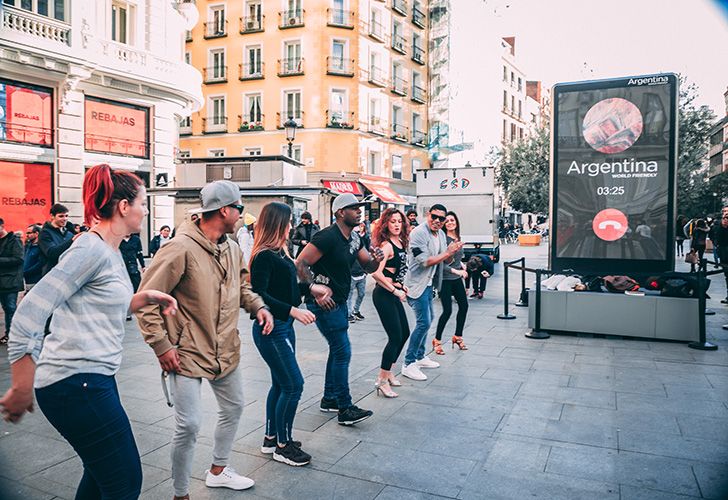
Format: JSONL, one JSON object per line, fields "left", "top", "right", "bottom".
{"left": 451, "top": 336, "right": 468, "bottom": 350}
{"left": 375, "top": 379, "right": 399, "bottom": 398}
{"left": 432, "top": 338, "right": 445, "bottom": 355}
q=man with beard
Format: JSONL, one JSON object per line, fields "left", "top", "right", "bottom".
{"left": 291, "top": 211, "right": 319, "bottom": 258}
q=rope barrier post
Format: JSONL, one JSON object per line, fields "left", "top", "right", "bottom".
{"left": 525, "top": 269, "right": 550, "bottom": 340}
{"left": 497, "top": 261, "right": 516, "bottom": 320}
{"left": 688, "top": 266, "right": 717, "bottom": 350}
{"left": 515, "top": 257, "right": 528, "bottom": 307}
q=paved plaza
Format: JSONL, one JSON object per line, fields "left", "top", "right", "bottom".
{"left": 1, "top": 243, "right": 727, "bottom": 500}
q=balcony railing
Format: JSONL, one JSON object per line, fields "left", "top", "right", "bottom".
{"left": 203, "top": 66, "right": 228, "bottom": 83}
{"left": 203, "top": 117, "right": 228, "bottom": 134}
{"left": 238, "top": 114, "right": 264, "bottom": 132}
{"left": 279, "top": 10, "right": 304, "bottom": 28}
{"left": 203, "top": 20, "right": 228, "bottom": 38}
{"left": 277, "top": 112, "right": 305, "bottom": 128}
{"left": 85, "top": 134, "right": 149, "bottom": 158}
{"left": 278, "top": 58, "right": 304, "bottom": 76}
{"left": 327, "top": 110, "right": 355, "bottom": 129}
{"left": 0, "top": 121, "right": 53, "bottom": 147}
{"left": 412, "top": 4, "right": 426, "bottom": 28}
{"left": 391, "top": 76, "right": 407, "bottom": 96}
{"left": 392, "top": 0, "right": 408, "bottom": 16}
{"left": 179, "top": 120, "right": 192, "bottom": 136}
{"left": 411, "top": 85, "right": 426, "bottom": 103}
{"left": 327, "top": 8, "right": 355, "bottom": 28}
{"left": 327, "top": 56, "right": 355, "bottom": 76}
{"left": 239, "top": 62, "right": 264, "bottom": 80}
{"left": 368, "top": 66, "right": 387, "bottom": 87}
{"left": 411, "top": 129, "right": 427, "bottom": 146}
{"left": 391, "top": 123, "right": 409, "bottom": 142}
{"left": 391, "top": 33, "right": 406, "bottom": 54}
{"left": 1, "top": 6, "right": 70, "bottom": 45}
{"left": 368, "top": 117, "right": 386, "bottom": 136}
{"left": 368, "top": 20, "right": 385, "bottom": 41}
{"left": 239, "top": 15, "right": 264, "bottom": 33}
{"left": 411, "top": 45, "right": 425, "bottom": 64}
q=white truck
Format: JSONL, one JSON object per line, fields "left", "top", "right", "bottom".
{"left": 416, "top": 165, "right": 500, "bottom": 262}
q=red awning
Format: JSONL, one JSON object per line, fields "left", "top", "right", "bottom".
{"left": 322, "top": 180, "right": 363, "bottom": 195}
{"left": 359, "top": 178, "right": 407, "bottom": 205}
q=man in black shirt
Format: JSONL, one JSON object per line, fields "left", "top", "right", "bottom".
{"left": 38, "top": 203, "right": 75, "bottom": 275}
{"left": 291, "top": 211, "right": 320, "bottom": 258}
{"left": 714, "top": 212, "right": 728, "bottom": 304}
{"left": 296, "top": 193, "right": 384, "bottom": 426}
{"left": 120, "top": 233, "right": 146, "bottom": 320}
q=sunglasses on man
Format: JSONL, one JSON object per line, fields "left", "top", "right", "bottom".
{"left": 430, "top": 213, "right": 446, "bottom": 222}
{"left": 228, "top": 204, "right": 244, "bottom": 213}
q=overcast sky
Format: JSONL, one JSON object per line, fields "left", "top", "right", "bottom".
{"left": 480, "top": 0, "right": 728, "bottom": 115}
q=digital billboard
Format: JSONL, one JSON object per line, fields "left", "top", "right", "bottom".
{"left": 0, "top": 79, "right": 53, "bottom": 146}
{"left": 84, "top": 96, "right": 149, "bottom": 158}
{"left": 0, "top": 161, "right": 53, "bottom": 232}
{"left": 550, "top": 74, "right": 678, "bottom": 275}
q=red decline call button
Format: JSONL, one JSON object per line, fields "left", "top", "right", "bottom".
{"left": 593, "top": 208, "right": 629, "bottom": 241}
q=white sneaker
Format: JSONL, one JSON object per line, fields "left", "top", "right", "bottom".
{"left": 417, "top": 355, "right": 440, "bottom": 369}
{"left": 205, "top": 466, "right": 255, "bottom": 490}
{"left": 401, "top": 362, "right": 427, "bottom": 381}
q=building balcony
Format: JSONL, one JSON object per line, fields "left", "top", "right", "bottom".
{"left": 203, "top": 66, "right": 227, "bottom": 83}
{"left": 1, "top": 6, "right": 70, "bottom": 46}
{"left": 412, "top": 4, "right": 426, "bottom": 28}
{"left": 279, "top": 10, "right": 304, "bottom": 29}
{"left": 277, "top": 112, "right": 304, "bottom": 128}
{"left": 391, "top": 124, "right": 409, "bottom": 142}
{"left": 239, "top": 16, "right": 264, "bottom": 34}
{"left": 239, "top": 62, "right": 264, "bottom": 80}
{"left": 185, "top": 30, "right": 192, "bottom": 42}
{"left": 391, "top": 76, "right": 408, "bottom": 96}
{"left": 327, "top": 57, "right": 355, "bottom": 76}
{"left": 278, "top": 58, "right": 304, "bottom": 77}
{"left": 392, "top": 0, "right": 408, "bottom": 16}
{"left": 238, "top": 114, "right": 265, "bottom": 132}
{"left": 411, "top": 129, "right": 427, "bottom": 147}
{"left": 203, "top": 117, "right": 228, "bottom": 134}
{"left": 327, "top": 9, "right": 355, "bottom": 28}
{"left": 391, "top": 34, "right": 406, "bottom": 54}
{"left": 411, "top": 85, "right": 426, "bottom": 103}
{"left": 203, "top": 20, "right": 228, "bottom": 39}
{"left": 179, "top": 119, "right": 192, "bottom": 136}
{"left": 368, "top": 66, "right": 388, "bottom": 87}
{"left": 327, "top": 110, "right": 355, "bottom": 129}
{"left": 368, "top": 20, "right": 385, "bottom": 42}
{"left": 411, "top": 45, "right": 425, "bottom": 65}
{"left": 368, "top": 117, "right": 386, "bottom": 136}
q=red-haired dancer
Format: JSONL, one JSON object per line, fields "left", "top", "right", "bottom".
{"left": 1, "top": 164, "right": 177, "bottom": 499}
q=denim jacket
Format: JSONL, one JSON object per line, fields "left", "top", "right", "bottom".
{"left": 404, "top": 224, "right": 447, "bottom": 299}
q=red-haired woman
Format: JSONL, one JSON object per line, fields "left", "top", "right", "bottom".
{"left": 0, "top": 164, "right": 177, "bottom": 499}
{"left": 370, "top": 208, "right": 410, "bottom": 398}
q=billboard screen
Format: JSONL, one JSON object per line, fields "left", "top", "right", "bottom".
{"left": 84, "top": 96, "right": 149, "bottom": 158}
{"left": 0, "top": 161, "right": 53, "bottom": 232}
{"left": 551, "top": 74, "right": 678, "bottom": 275}
{"left": 0, "top": 79, "right": 53, "bottom": 147}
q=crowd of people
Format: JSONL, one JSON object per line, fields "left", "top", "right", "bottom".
{"left": 0, "top": 165, "right": 498, "bottom": 500}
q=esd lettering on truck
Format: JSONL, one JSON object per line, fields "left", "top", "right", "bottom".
{"left": 439, "top": 178, "right": 470, "bottom": 190}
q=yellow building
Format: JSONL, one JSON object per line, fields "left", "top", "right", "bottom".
{"left": 179, "top": 0, "right": 430, "bottom": 216}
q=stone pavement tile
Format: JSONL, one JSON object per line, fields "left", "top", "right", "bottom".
{"left": 517, "top": 383, "right": 617, "bottom": 410}
{"left": 480, "top": 437, "right": 551, "bottom": 472}
{"left": 414, "top": 428, "right": 498, "bottom": 462}
{"left": 481, "top": 367, "right": 568, "bottom": 386}
{"left": 567, "top": 373, "right": 667, "bottom": 396}
{"left": 0, "top": 476, "right": 54, "bottom": 500}
{"left": 248, "top": 460, "right": 385, "bottom": 499}
{"left": 132, "top": 422, "right": 177, "bottom": 456}
{"left": 387, "top": 401, "right": 504, "bottom": 433}
{"left": 530, "top": 359, "right": 616, "bottom": 377}
{"left": 618, "top": 484, "right": 703, "bottom": 500}
{"left": 496, "top": 413, "right": 618, "bottom": 449}
{"left": 452, "top": 353, "right": 535, "bottom": 371}
{"left": 664, "top": 384, "right": 728, "bottom": 403}
{"left": 612, "top": 346, "right": 697, "bottom": 362}
{"left": 573, "top": 354, "right": 658, "bottom": 369}
{"left": 374, "top": 485, "right": 453, "bottom": 499}
{"left": 0, "top": 431, "right": 76, "bottom": 481}
{"left": 140, "top": 476, "right": 273, "bottom": 500}
{"left": 676, "top": 414, "right": 728, "bottom": 441}
{"left": 330, "top": 441, "right": 476, "bottom": 498}
{"left": 560, "top": 404, "right": 681, "bottom": 436}
{"left": 149, "top": 413, "right": 265, "bottom": 445}
{"left": 504, "top": 397, "right": 564, "bottom": 419}
{"left": 654, "top": 360, "right": 728, "bottom": 377}
{"left": 0, "top": 406, "right": 63, "bottom": 441}
{"left": 616, "top": 393, "right": 728, "bottom": 418}
{"left": 541, "top": 343, "right": 614, "bottom": 356}
{"left": 116, "top": 375, "right": 168, "bottom": 403}
{"left": 615, "top": 367, "right": 713, "bottom": 387}
{"left": 141, "top": 443, "right": 268, "bottom": 481}
{"left": 315, "top": 413, "right": 424, "bottom": 450}
{"left": 428, "top": 373, "right": 521, "bottom": 399}
{"left": 458, "top": 468, "right": 620, "bottom": 500}
{"left": 706, "top": 373, "right": 728, "bottom": 390}
{"left": 121, "top": 394, "right": 175, "bottom": 426}
{"left": 291, "top": 409, "right": 333, "bottom": 433}
{"left": 544, "top": 445, "right": 701, "bottom": 496}
{"left": 692, "top": 462, "right": 728, "bottom": 499}
{"left": 619, "top": 428, "right": 728, "bottom": 463}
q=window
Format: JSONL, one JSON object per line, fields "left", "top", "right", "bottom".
{"left": 209, "top": 149, "right": 226, "bottom": 157}
{"left": 332, "top": 0, "right": 346, "bottom": 24}
{"left": 503, "top": 65, "right": 507, "bottom": 81}
{"left": 180, "top": 116, "right": 191, "bottom": 128}
{"left": 503, "top": 90, "right": 507, "bottom": 109}
{"left": 412, "top": 71, "right": 421, "bottom": 91}
{"left": 369, "top": 96, "right": 381, "bottom": 130}
{"left": 368, "top": 150, "right": 381, "bottom": 175}
{"left": 330, "top": 89, "right": 347, "bottom": 122}
{"left": 6, "top": 0, "right": 67, "bottom": 21}
{"left": 111, "top": 1, "right": 132, "bottom": 44}
{"left": 510, "top": 71, "right": 514, "bottom": 85}
{"left": 210, "top": 5, "right": 226, "bottom": 34}
{"left": 518, "top": 100, "right": 522, "bottom": 118}
{"left": 518, "top": 127, "right": 524, "bottom": 140}
{"left": 369, "top": 50, "right": 382, "bottom": 81}
{"left": 246, "top": 0, "right": 262, "bottom": 23}
{"left": 412, "top": 113, "right": 422, "bottom": 139}
{"left": 502, "top": 119, "right": 507, "bottom": 140}
{"left": 245, "top": 93, "right": 262, "bottom": 122}
{"left": 392, "top": 20, "right": 404, "bottom": 51}
{"left": 510, "top": 123, "right": 516, "bottom": 142}
{"left": 210, "top": 49, "right": 226, "bottom": 79}
{"left": 283, "top": 90, "right": 302, "bottom": 125}
{"left": 245, "top": 45, "right": 262, "bottom": 76}
{"left": 412, "top": 158, "right": 422, "bottom": 178}
{"left": 184, "top": 51, "right": 191, "bottom": 64}
{"left": 178, "top": 150, "right": 191, "bottom": 158}
{"left": 392, "top": 105, "right": 402, "bottom": 128}
{"left": 282, "top": 144, "right": 302, "bottom": 162}
{"left": 518, "top": 77, "right": 522, "bottom": 92}
{"left": 245, "top": 147, "right": 262, "bottom": 156}
{"left": 392, "top": 155, "right": 402, "bottom": 179}
{"left": 210, "top": 96, "right": 226, "bottom": 124}
{"left": 511, "top": 95, "right": 515, "bottom": 113}
{"left": 283, "top": 41, "right": 302, "bottom": 72}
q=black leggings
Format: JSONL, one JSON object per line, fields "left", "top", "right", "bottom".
{"left": 436, "top": 279, "right": 468, "bottom": 340}
{"left": 373, "top": 285, "right": 410, "bottom": 370}
{"left": 691, "top": 245, "right": 706, "bottom": 273}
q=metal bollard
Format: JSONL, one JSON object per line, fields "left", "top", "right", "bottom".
{"left": 525, "top": 269, "right": 550, "bottom": 339}
{"left": 497, "top": 262, "right": 516, "bottom": 320}
{"left": 515, "top": 257, "right": 528, "bottom": 307}
{"left": 688, "top": 266, "right": 717, "bottom": 350}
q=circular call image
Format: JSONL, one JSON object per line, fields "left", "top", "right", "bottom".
{"left": 592, "top": 208, "right": 629, "bottom": 242}
{"left": 582, "top": 98, "right": 643, "bottom": 154}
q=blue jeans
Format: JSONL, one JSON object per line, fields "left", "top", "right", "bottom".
{"left": 405, "top": 286, "right": 434, "bottom": 365}
{"left": 347, "top": 277, "right": 366, "bottom": 315}
{"left": 307, "top": 302, "right": 352, "bottom": 409}
{"left": 252, "top": 318, "right": 304, "bottom": 444}
{"left": 0, "top": 291, "right": 18, "bottom": 335}
{"left": 35, "top": 374, "right": 142, "bottom": 500}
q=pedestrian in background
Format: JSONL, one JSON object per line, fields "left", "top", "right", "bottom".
{"left": 120, "top": 233, "right": 146, "bottom": 321}
{"left": 467, "top": 253, "right": 495, "bottom": 299}
{"left": 714, "top": 211, "right": 728, "bottom": 304}
{"left": 38, "top": 203, "right": 75, "bottom": 275}
{"left": 0, "top": 218, "right": 23, "bottom": 345}
{"left": 709, "top": 218, "right": 720, "bottom": 267}
{"left": 689, "top": 219, "right": 709, "bottom": 273}
{"left": 236, "top": 212, "right": 256, "bottom": 268}
{"left": 676, "top": 215, "right": 688, "bottom": 257}
{"left": 149, "top": 225, "right": 172, "bottom": 256}
{"left": 0, "top": 164, "right": 177, "bottom": 499}
{"left": 291, "top": 211, "right": 319, "bottom": 258}
{"left": 347, "top": 222, "right": 370, "bottom": 322}
{"left": 406, "top": 209, "right": 419, "bottom": 229}
{"left": 22, "top": 224, "right": 44, "bottom": 293}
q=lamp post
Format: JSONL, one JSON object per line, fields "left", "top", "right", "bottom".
{"left": 713, "top": 192, "right": 718, "bottom": 215}
{"left": 284, "top": 116, "right": 297, "bottom": 158}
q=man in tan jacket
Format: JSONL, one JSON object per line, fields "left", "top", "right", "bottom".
{"left": 137, "top": 180, "right": 273, "bottom": 499}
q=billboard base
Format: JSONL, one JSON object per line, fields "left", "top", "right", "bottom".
{"left": 688, "top": 341, "right": 718, "bottom": 351}
{"left": 525, "top": 330, "right": 550, "bottom": 340}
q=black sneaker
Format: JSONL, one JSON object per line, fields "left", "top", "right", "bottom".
{"left": 348, "top": 315, "right": 356, "bottom": 323}
{"left": 337, "top": 405, "right": 373, "bottom": 426}
{"left": 354, "top": 312, "right": 365, "bottom": 320}
{"left": 319, "top": 397, "right": 339, "bottom": 413}
{"left": 273, "top": 442, "right": 311, "bottom": 467}
{"left": 261, "top": 436, "right": 301, "bottom": 454}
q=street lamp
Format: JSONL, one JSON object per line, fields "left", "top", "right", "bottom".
{"left": 284, "top": 116, "right": 297, "bottom": 158}
{"left": 713, "top": 192, "right": 718, "bottom": 215}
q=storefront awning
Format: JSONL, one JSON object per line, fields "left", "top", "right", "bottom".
{"left": 322, "top": 180, "right": 363, "bottom": 195}
{"left": 359, "top": 178, "right": 408, "bottom": 205}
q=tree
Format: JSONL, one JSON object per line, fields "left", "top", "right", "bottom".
{"left": 495, "top": 125, "right": 550, "bottom": 215}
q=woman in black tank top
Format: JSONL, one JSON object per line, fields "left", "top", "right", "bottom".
{"left": 370, "top": 208, "right": 411, "bottom": 398}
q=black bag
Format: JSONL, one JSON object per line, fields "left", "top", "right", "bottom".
{"left": 583, "top": 276, "right": 605, "bottom": 292}
{"left": 658, "top": 272, "right": 711, "bottom": 298}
